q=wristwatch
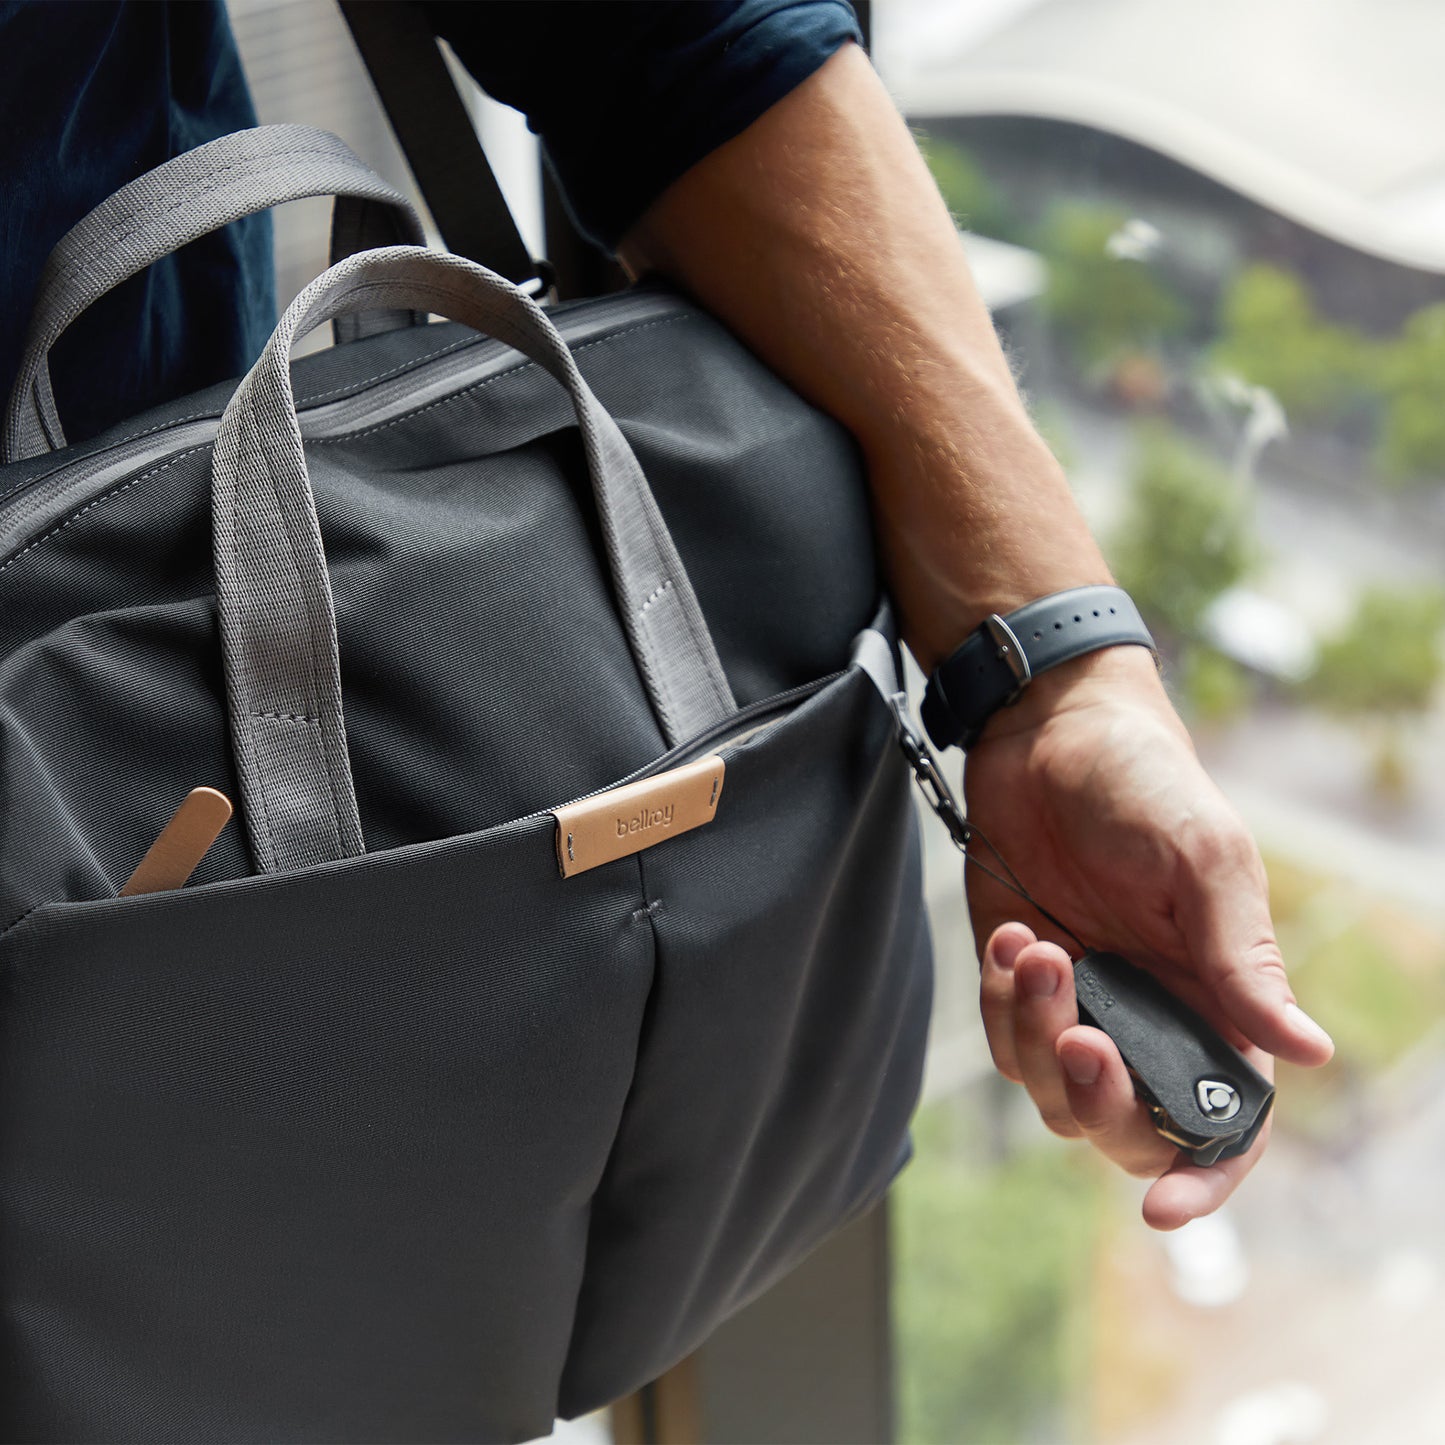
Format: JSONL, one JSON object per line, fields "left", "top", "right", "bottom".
{"left": 920, "top": 585, "right": 1156, "bottom": 750}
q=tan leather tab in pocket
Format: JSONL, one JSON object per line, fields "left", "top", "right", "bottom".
{"left": 553, "top": 755, "right": 725, "bottom": 878}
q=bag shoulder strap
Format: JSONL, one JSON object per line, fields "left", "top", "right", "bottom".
{"left": 338, "top": 0, "right": 541, "bottom": 286}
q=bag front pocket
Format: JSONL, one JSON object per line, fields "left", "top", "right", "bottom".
{"left": 560, "top": 665, "right": 933, "bottom": 1414}
{"left": 0, "top": 816, "right": 654, "bottom": 1445}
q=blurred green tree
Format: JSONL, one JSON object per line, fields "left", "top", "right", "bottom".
{"left": 1029, "top": 399, "right": 1078, "bottom": 473}
{"left": 1376, "top": 302, "right": 1445, "bottom": 481}
{"left": 1212, "top": 263, "right": 1376, "bottom": 423}
{"left": 1306, "top": 585, "right": 1445, "bottom": 716}
{"left": 1302, "top": 584, "right": 1445, "bottom": 796}
{"left": 1178, "top": 644, "right": 1255, "bottom": 728}
{"left": 1109, "top": 422, "right": 1255, "bottom": 643}
{"left": 1037, "top": 203, "right": 1189, "bottom": 372}
{"left": 895, "top": 1106, "right": 1099, "bottom": 1445}
{"left": 916, "top": 133, "right": 1011, "bottom": 240}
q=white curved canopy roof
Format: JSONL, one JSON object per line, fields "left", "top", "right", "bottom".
{"left": 881, "top": 0, "right": 1445, "bottom": 273}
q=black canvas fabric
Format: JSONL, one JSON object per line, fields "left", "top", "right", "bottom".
{"left": 0, "top": 270, "right": 932, "bottom": 1438}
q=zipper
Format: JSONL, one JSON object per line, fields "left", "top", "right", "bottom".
{"left": 0, "top": 286, "right": 684, "bottom": 569}
{"left": 520, "top": 669, "right": 845, "bottom": 824}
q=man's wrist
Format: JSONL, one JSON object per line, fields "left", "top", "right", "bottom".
{"left": 920, "top": 585, "right": 1159, "bottom": 750}
{"left": 978, "top": 643, "right": 1172, "bottom": 744}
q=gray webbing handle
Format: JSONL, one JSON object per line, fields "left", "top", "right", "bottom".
{"left": 213, "top": 245, "right": 737, "bottom": 874}
{"left": 3, "top": 125, "right": 427, "bottom": 464}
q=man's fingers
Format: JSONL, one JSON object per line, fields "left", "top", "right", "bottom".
{"left": 1175, "top": 812, "right": 1334, "bottom": 1067}
{"left": 982, "top": 926, "right": 1272, "bottom": 1229}
{"left": 1141, "top": 1113, "right": 1274, "bottom": 1230}
{"left": 979, "top": 923, "right": 1033, "bottom": 1083}
{"left": 1055, "top": 1027, "right": 1178, "bottom": 1178}
{"left": 1011, "top": 942, "right": 1082, "bottom": 1138}
{"left": 1059, "top": 1023, "right": 1272, "bottom": 1226}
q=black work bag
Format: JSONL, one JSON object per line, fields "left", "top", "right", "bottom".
{"left": 0, "top": 128, "right": 931, "bottom": 1442}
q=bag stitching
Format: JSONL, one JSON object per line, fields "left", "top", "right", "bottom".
{"left": 0, "top": 472, "right": 49, "bottom": 507}
{"left": 622, "top": 439, "right": 733, "bottom": 719}
{"left": 291, "top": 271, "right": 705, "bottom": 759}
{"left": 636, "top": 520, "right": 731, "bottom": 719}
{"left": 0, "top": 899, "right": 47, "bottom": 943}
{"left": 639, "top": 580, "right": 672, "bottom": 613}
{"left": 307, "top": 314, "right": 692, "bottom": 444}
{"left": 215, "top": 407, "right": 276, "bottom": 869}
{"left": 247, "top": 711, "right": 345, "bottom": 862}
{"left": 97, "top": 331, "right": 480, "bottom": 450}
{"left": 0, "top": 445, "right": 213, "bottom": 578}
{"left": 298, "top": 331, "right": 480, "bottom": 404}
{"left": 290, "top": 300, "right": 722, "bottom": 731}
{"left": 0, "top": 307, "right": 719, "bottom": 802}
{"left": 2, "top": 313, "right": 695, "bottom": 562}
{"left": 231, "top": 357, "right": 349, "bottom": 863}
{"left": 272, "top": 282, "right": 422, "bottom": 862}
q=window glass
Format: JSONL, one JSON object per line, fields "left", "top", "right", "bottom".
{"left": 883, "top": 2, "right": 1445, "bottom": 1440}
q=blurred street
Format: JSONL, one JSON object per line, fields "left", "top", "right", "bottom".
{"left": 1061, "top": 395, "right": 1445, "bottom": 871}
{"left": 1108, "top": 1040, "right": 1445, "bottom": 1445}
{"left": 907, "top": 385, "right": 1445, "bottom": 1444}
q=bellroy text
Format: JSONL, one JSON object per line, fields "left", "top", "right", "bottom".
{"left": 617, "top": 804, "right": 675, "bottom": 837}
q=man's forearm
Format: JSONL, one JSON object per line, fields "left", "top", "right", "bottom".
{"left": 618, "top": 42, "right": 1114, "bottom": 672}
{"left": 622, "top": 39, "right": 1334, "bottom": 1222}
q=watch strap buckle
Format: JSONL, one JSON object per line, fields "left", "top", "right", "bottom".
{"left": 983, "top": 613, "right": 1032, "bottom": 704}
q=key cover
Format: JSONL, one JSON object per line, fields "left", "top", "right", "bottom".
{"left": 1073, "top": 950, "right": 1275, "bottom": 1166}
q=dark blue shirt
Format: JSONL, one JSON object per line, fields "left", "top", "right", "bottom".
{"left": 0, "top": 0, "right": 859, "bottom": 448}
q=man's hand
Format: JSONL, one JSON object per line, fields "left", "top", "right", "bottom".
{"left": 964, "top": 646, "right": 1334, "bottom": 1228}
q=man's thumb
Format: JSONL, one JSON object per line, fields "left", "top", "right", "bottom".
{"left": 1174, "top": 814, "right": 1334, "bottom": 1067}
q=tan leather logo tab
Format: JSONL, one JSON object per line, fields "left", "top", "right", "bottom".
{"left": 553, "top": 755, "right": 725, "bottom": 878}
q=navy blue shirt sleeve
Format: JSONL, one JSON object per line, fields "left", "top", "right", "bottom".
{"left": 0, "top": 0, "right": 270, "bottom": 449}
{"left": 427, "top": 1, "right": 861, "bottom": 251}
{"left": 1, "top": 0, "right": 859, "bottom": 450}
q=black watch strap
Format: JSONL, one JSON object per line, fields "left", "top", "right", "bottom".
{"left": 921, "top": 586, "right": 1155, "bottom": 750}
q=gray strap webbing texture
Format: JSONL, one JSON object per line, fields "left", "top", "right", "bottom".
{"left": 214, "top": 246, "right": 737, "bottom": 873}
{"left": 3, "top": 125, "right": 426, "bottom": 463}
